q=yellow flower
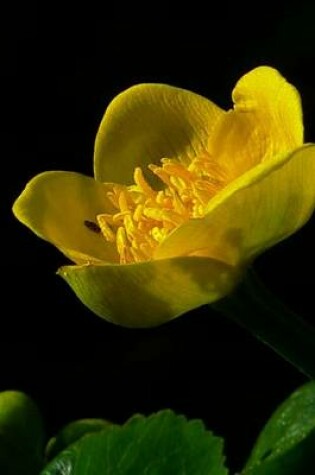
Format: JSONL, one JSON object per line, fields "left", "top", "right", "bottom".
{"left": 13, "top": 67, "right": 315, "bottom": 327}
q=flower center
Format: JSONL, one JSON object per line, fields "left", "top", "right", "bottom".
{"left": 97, "top": 153, "right": 227, "bottom": 264}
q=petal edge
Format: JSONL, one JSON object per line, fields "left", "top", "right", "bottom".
{"left": 94, "top": 83, "right": 224, "bottom": 185}
{"left": 58, "top": 257, "right": 240, "bottom": 327}
{"left": 13, "top": 171, "right": 119, "bottom": 264}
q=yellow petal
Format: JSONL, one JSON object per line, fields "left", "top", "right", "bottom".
{"left": 12, "top": 171, "right": 119, "bottom": 264}
{"left": 58, "top": 257, "right": 240, "bottom": 327}
{"left": 94, "top": 84, "right": 224, "bottom": 185}
{"left": 209, "top": 66, "right": 304, "bottom": 179}
{"left": 155, "top": 145, "right": 315, "bottom": 265}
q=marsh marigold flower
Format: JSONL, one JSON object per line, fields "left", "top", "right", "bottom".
{"left": 13, "top": 67, "right": 315, "bottom": 326}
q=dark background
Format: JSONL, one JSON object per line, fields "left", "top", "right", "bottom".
{"left": 2, "top": 2, "right": 315, "bottom": 472}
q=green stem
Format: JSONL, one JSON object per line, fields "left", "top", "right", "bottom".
{"left": 213, "top": 268, "right": 315, "bottom": 379}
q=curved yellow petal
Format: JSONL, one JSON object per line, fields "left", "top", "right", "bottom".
{"left": 155, "top": 145, "right": 315, "bottom": 265}
{"left": 12, "top": 171, "right": 119, "bottom": 264}
{"left": 58, "top": 257, "right": 240, "bottom": 327}
{"left": 94, "top": 84, "right": 224, "bottom": 185}
{"left": 209, "top": 66, "right": 304, "bottom": 179}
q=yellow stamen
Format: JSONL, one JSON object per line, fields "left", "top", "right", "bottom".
{"left": 148, "top": 164, "right": 172, "bottom": 186}
{"left": 133, "top": 204, "right": 144, "bottom": 222}
{"left": 97, "top": 215, "right": 116, "bottom": 242}
{"left": 134, "top": 167, "right": 156, "bottom": 197}
{"left": 116, "top": 226, "right": 129, "bottom": 264}
{"left": 118, "top": 191, "right": 129, "bottom": 212}
{"left": 163, "top": 162, "right": 192, "bottom": 182}
{"left": 100, "top": 153, "right": 227, "bottom": 263}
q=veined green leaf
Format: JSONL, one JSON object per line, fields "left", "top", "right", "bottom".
{"left": 42, "top": 410, "right": 228, "bottom": 475}
{"left": 242, "top": 381, "right": 315, "bottom": 474}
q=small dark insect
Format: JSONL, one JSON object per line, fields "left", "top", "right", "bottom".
{"left": 84, "top": 220, "right": 101, "bottom": 234}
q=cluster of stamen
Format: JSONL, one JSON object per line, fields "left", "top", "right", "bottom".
{"left": 96, "top": 153, "right": 227, "bottom": 264}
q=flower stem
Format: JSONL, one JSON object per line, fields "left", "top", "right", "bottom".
{"left": 213, "top": 268, "right": 315, "bottom": 379}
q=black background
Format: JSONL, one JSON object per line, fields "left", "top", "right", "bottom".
{"left": 2, "top": 2, "right": 315, "bottom": 472}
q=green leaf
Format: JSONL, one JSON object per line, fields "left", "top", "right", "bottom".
{"left": 0, "top": 390, "right": 45, "bottom": 475}
{"left": 242, "top": 381, "right": 315, "bottom": 474}
{"left": 41, "top": 410, "right": 228, "bottom": 475}
{"left": 46, "top": 419, "right": 113, "bottom": 461}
